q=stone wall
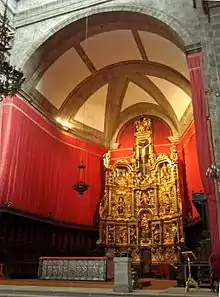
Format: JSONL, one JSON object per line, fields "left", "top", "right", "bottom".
{"left": 195, "top": 1, "right": 220, "bottom": 166}
{"left": 11, "top": 0, "right": 199, "bottom": 68}
{"left": 16, "top": 0, "right": 57, "bottom": 12}
{"left": 0, "top": 0, "right": 16, "bottom": 22}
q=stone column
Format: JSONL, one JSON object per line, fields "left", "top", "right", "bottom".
{"left": 113, "top": 256, "right": 132, "bottom": 293}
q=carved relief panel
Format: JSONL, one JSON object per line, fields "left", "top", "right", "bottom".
{"left": 110, "top": 188, "right": 132, "bottom": 219}
{"left": 139, "top": 210, "right": 152, "bottom": 245}
{"left": 129, "top": 225, "right": 138, "bottom": 246}
{"left": 151, "top": 222, "right": 161, "bottom": 245}
{"left": 135, "top": 188, "right": 157, "bottom": 216}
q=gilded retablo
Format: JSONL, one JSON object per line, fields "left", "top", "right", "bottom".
{"left": 98, "top": 117, "right": 184, "bottom": 264}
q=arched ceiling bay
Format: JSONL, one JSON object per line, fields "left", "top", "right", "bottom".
{"left": 23, "top": 11, "right": 192, "bottom": 147}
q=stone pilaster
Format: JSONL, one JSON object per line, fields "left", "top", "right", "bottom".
{"left": 193, "top": 1, "right": 220, "bottom": 168}
{"left": 113, "top": 256, "right": 132, "bottom": 293}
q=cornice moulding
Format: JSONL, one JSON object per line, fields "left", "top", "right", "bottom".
{"left": 14, "top": 0, "right": 115, "bottom": 28}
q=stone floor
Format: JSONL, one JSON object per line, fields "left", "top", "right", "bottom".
{"left": 0, "top": 285, "right": 217, "bottom": 297}
{"left": 0, "top": 278, "right": 176, "bottom": 290}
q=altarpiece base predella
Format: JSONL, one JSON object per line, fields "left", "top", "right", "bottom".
{"left": 97, "top": 117, "right": 184, "bottom": 265}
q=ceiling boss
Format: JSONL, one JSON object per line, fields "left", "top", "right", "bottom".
{"left": 97, "top": 117, "right": 183, "bottom": 266}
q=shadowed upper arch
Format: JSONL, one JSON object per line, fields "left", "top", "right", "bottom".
{"left": 21, "top": 5, "right": 195, "bottom": 71}
{"left": 110, "top": 103, "right": 179, "bottom": 147}
{"left": 16, "top": 8, "right": 194, "bottom": 147}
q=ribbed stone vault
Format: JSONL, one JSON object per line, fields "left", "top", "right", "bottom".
{"left": 22, "top": 11, "right": 192, "bottom": 146}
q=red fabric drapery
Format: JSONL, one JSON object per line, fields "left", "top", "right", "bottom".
{"left": 0, "top": 96, "right": 106, "bottom": 226}
{"left": 183, "top": 131, "right": 203, "bottom": 219}
{"left": 117, "top": 121, "right": 135, "bottom": 149}
{"left": 187, "top": 53, "right": 219, "bottom": 253}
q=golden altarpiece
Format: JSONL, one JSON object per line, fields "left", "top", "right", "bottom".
{"left": 98, "top": 117, "right": 184, "bottom": 265}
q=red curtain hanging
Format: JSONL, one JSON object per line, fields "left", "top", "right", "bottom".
{"left": 0, "top": 96, "right": 106, "bottom": 226}
{"left": 187, "top": 52, "right": 220, "bottom": 253}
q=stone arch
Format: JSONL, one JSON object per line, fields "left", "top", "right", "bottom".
{"left": 110, "top": 110, "right": 178, "bottom": 148}
{"left": 21, "top": 2, "right": 195, "bottom": 68}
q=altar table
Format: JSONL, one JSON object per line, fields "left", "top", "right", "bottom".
{"left": 38, "top": 257, "right": 107, "bottom": 281}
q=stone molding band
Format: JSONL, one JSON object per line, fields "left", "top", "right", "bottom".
{"left": 185, "top": 42, "right": 202, "bottom": 55}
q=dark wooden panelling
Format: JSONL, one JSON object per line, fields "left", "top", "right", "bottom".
{"left": 0, "top": 212, "right": 104, "bottom": 279}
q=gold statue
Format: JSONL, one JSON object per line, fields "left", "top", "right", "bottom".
{"left": 103, "top": 151, "right": 111, "bottom": 168}
{"left": 130, "top": 226, "right": 137, "bottom": 245}
{"left": 148, "top": 152, "right": 156, "bottom": 169}
{"left": 164, "top": 224, "right": 173, "bottom": 244}
{"left": 160, "top": 163, "right": 170, "bottom": 182}
{"left": 117, "top": 197, "right": 125, "bottom": 217}
{"left": 171, "top": 223, "right": 178, "bottom": 243}
{"left": 170, "top": 145, "right": 178, "bottom": 163}
{"left": 118, "top": 227, "right": 127, "bottom": 245}
{"left": 135, "top": 119, "right": 144, "bottom": 133}
{"left": 135, "top": 117, "right": 151, "bottom": 133}
{"left": 152, "top": 224, "right": 161, "bottom": 244}
{"left": 130, "top": 151, "right": 136, "bottom": 168}
{"left": 140, "top": 212, "right": 151, "bottom": 244}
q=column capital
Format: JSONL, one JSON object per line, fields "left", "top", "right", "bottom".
{"left": 185, "top": 42, "right": 202, "bottom": 55}
{"left": 168, "top": 136, "right": 180, "bottom": 143}
{"left": 110, "top": 142, "right": 119, "bottom": 149}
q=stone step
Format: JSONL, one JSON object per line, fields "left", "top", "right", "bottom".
{"left": 0, "top": 288, "right": 213, "bottom": 297}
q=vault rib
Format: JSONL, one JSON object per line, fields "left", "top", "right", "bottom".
{"left": 73, "top": 43, "right": 96, "bottom": 73}
{"left": 131, "top": 30, "right": 148, "bottom": 61}
{"left": 104, "top": 77, "right": 129, "bottom": 144}
{"left": 58, "top": 60, "right": 190, "bottom": 120}
{"left": 128, "top": 73, "right": 179, "bottom": 128}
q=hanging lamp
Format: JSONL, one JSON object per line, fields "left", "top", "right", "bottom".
{"left": 73, "top": 160, "right": 89, "bottom": 196}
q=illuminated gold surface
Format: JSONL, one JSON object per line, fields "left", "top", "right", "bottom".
{"left": 98, "top": 117, "right": 183, "bottom": 264}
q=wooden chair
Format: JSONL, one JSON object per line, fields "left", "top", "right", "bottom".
{"left": 151, "top": 264, "right": 164, "bottom": 279}
{"left": 0, "top": 264, "right": 4, "bottom": 279}
{"left": 209, "top": 254, "right": 220, "bottom": 293}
